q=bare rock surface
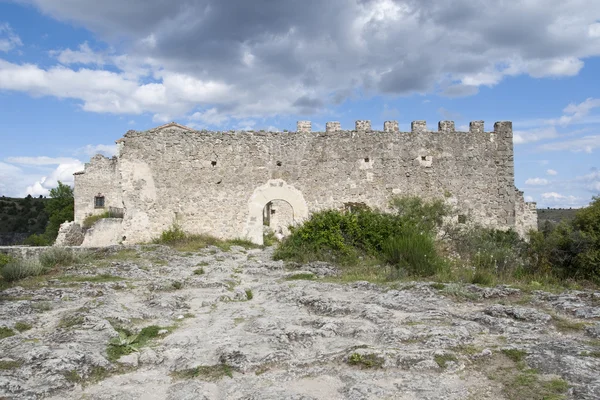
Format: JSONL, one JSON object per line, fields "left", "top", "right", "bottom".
{"left": 0, "top": 245, "right": 599, "bottom": 399}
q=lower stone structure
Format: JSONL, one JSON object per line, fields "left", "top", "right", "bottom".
{"left": 73, "top": 120, "right": 537, "bottom": 245}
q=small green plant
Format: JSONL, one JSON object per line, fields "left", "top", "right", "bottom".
{"left": 31, "top": 301, "right": 52, "bottom": 312}
{"left": 171, "top": 364, "right": 234, "bottom": 380}
{"left": 434, "top": 353, "right": 458, "bottom": 369}
{"left": 193, "top": 268, "right": 205, "bottom": 275}
{"left": 430, "top": 282, "right": 446, "bottom": 290}
{"left": 381, "top": 229, "right": 444, "bottom": 277}
{"left": 63, "top": 369, "right": 83, "bottom": 384}
{"left": 14, "top": 322, "right": 32, "bottom": 332}
{"left": 39, "top": 248, "right": 83, "bottom": 269}
{"left": 347, "top": 352, "right": 384, "bottom": 369}
{"left": 552, "top": 315, "right": 587, "bottom": 332}
{"left": 0, "top": 327, "right": 15, "bottom": 339}
{"left": 171, "top": 281, "right": 183, "bottom": 290}
{"left": 0, "top": 359, "right": 22, "bottom": 370}
{"left": 471, "top": 269, "right": 496, "bottom": 286}
{"left": 107, "top": 331, "right": 140, "bottom": 360}
{"left": 502, "top": 349, "right": 527, "bottom": 363}
{"left": 245, "top": 289, "right": 253, "bottom": 300}
{"left": 0, "top": 253, "right": 14, "bottom": 268}
{"left": 263, "top": 230, "right": 278, "bottom": 246}
{"left": 286, "top": 273, "right": 315, "bottom": 280}
{"left": 58, "top": 314, "right": 85, "bottom": 329}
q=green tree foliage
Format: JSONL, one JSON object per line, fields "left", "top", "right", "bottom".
{"left": 43, "top": 181, "right": 75, "bottom": 243}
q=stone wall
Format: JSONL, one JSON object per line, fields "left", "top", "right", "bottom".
{"left": 81, "top": 218, "right": 123, "bottom": 247}
{"left": 73, "top": 155, "right": 122, "bottom": 224}
{"left": 515, "top": 190, "right": 539, "bottom": 238}
{"left": 84, "top": 120, "right": 534, "bottom": 245}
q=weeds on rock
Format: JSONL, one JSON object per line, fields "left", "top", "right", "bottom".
{"left": 106, "top": 325, "right": 174, "bottom": 362}
{"left": 0, "top": 327, "right": 15, "bottom": 339}
{"left": 171, "top": 364, "right": 234, "bottom": 380}
{"left": 551, "top": 314, "right": 588, "bottom": 332}
{"left": 14, "top": 322, "right": 32, "bottom": 332}
{"left": 245, "top": 289, "right": 253, "bottom": 300}
{"left": 286, "top": 273, "right": 315, "bottom": 280}
{"left": 501, "top": 349, "right": 527, "bottom": 363}
{"left": 347, "top": 352, "right": 384, "bottom": 369}
{"left": 0, "top": 360, "right": 22, "bottom": 370}
{"left": 434, "top": 353, "right": 458, "bottom": 369}
{"left": 153, "top": 223, "right": 260, "bottom": 252}
{"left": 193, "top": 268, "right": 205, "bottom": 275}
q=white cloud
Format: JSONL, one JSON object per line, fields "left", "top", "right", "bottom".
{"left": 537, "top": 135, "right": 600, "bottom": 153}
{"left": 25, "top": 161, "right": 84, "bottom": 197}
{"left": 188, "top": 108, "right": 229, "bottom": 127}
{"left": 541, "top": 192, "right": 583, "bottom": 207}
{"left": 525, "top": 195, "right": 534, "bottom": 202}
{"left": 525, "top": 178, "right": 550, "bottom": 186}
{"left": 77, "top": 144, "right": 117, "bottom": 158}
{"left": 0, "top": 23, "right": 22, "bottom": 53}
{"left": 5, "top": 156, "right": 80, "bottom": 165}
{"left": 546, "top": 169, "right": 558, "bottom": 176}
{"left": 51, "top": 42, "right": 106, "bottom": 65}
{"left": 513, "top": 126, "right": 558, "bottom": 144}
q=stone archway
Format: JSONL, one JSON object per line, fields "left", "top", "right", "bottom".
{"left": 245, "top": 179, "right": 309, "bottom": 244}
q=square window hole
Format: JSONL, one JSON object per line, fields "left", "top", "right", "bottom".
{"left": 211, "top": 161, "right": 217, "bottom": 167}
{"left": 364, "top": 157, "right": 370, "bottom": 162}
{"left": 421, "top": 156, "right": 427, "bottom": 161}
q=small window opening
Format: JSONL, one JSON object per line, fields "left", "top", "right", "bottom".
{"left": 216, "top": 179, "right": 222, "bottom": 184}
{"left": 276, "top": 161, "right": 282, "bottom": 166}
{"left": 421, "top": 156, "right": 427, "bottom": 161}
{"left": 364, "top": 157, "right": 370, "bottom": 162}
{"left": 211, "top": 161, "right": 217, "bottom": 167}
{"left": 458, "top": 215, "right": 467, "bottom": 224}
{"left": 94, "top": 196, "right": 105, "bottom": 209}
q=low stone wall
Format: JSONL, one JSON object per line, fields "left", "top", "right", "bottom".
{"left": 81, "top": 218, "right": 124, "bottom": 247}
{"left": 0, "top": 246, "right": 91, "bottom": 260}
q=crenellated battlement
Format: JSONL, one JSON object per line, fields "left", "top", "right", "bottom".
{"left": 293, "top": 120, "right": 512, "bottom": 135}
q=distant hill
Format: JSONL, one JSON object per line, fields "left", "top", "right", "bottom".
{"left": 0, "top": 195, "right": 49, "bottom": 245}
{"left": 537, "top": 208, "right": 578, "bottom": 230}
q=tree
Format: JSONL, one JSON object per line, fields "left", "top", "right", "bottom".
{"left": 44, "top": 181, "right": 74, "bottom": 243}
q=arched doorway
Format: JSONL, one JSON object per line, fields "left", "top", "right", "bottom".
{"left": 263, "top": 199, "right": 294, "bottom": 239}
{"left": 245, "top": 179, "right": 309, "bottom": 244}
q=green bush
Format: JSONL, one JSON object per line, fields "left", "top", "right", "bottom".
{"left": 381, "top": 227, "right": 444, "bottom": 277}
{"left": 0, "top": 253, "right": 14, "bottom": 269}
{"left": 1, "top": 259, "right": 45, "bottom": 282}
{"left": 275, "top": 196, "right": 448, "bottom": 277}
{"left": 23, "top": 234, "right": 51, "bottom": 246}
{"left": 39, "top": 248, "right": 81, "bottom": 269}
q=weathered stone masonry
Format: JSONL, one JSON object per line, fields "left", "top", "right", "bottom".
{"left": 73, "top": 120, "right": 537, "bottom": 246}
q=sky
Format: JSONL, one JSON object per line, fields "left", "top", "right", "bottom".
{"left": 0, "top": 0, "right": 599, "bottom": 208}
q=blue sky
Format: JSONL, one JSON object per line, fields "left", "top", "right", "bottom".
{"left": 0, "top": 0, "right": 599, "bottom": 208}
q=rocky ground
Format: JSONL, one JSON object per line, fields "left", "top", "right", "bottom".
{"left": 1, "top": 245, "right": 599, "bottom": 400}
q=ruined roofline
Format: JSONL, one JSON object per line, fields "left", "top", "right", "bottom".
{"left": 121, "top": 120, "right": 512, "bottom": 137}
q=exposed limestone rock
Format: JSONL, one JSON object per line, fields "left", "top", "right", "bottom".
{"left": 0, "top": 245, "right": 597, "bottom": 399}
{"left": 54, "top": 221, "right": 84, "bottom": 247}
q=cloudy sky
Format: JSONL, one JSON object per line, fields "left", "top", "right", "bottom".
{"left": 0, "top": 0, "right": 599, "bottom": 207}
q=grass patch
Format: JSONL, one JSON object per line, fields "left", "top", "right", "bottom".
{"left": 193, "top": 268, "right": 205, "bottom": 275}
{"left": 14, "top": 322, "right": 32, "bottom": 332}
{"left": 502, "top": 349, "right": 527, "bottom": 363}
{"left": 39, "top": 247, "right": 86, "bottom": 269}
{"left": 171, "top": 364, "right": 234, "bottom": 380}
{"left": 430, "top": 282, "right": 446, "bottom": 290}
{"left": 552, "top": 315, "right": 587, "bottom": 332}
{"left": 171, "top": 281, "right": 183, "bottom": 290}
{"left": 245, "top": 289, "right": 253, "bottom": 300}
{"left": 57, "top": 274, "right": 124, "bottom": 283}
{"left": 31, "top": 301, "right": 52, "bottom": 312}
{"left": 82, "top": 212, "right": 111, "bottom": 229}
{"left": 580, "top": 350, "right": 600, "bottom": 358}
{"left": 153, "top": 224, "right": 260, "bottom": 252}
{"left": 286, "top": 273, "right": 315, "bottom": 280}
{"left": 58, "top": 314, "right": 85, "bottom": 329}
{"left": 63, "top": 369, "right": 83, "bottom": 384}
{"left": 0, "top": 360, "right": 22, "bottom": 370}
{"left": 0, "top": 327, "right": 15, "bottom": 339}
{"left": 434, "top": 353, "right": 459, "bottom": 369}
{"left": 106, "top": 325, "right": 174, "bottom": 362}
{"left": 347, "top": 352, "right": 384, "bottom": 369}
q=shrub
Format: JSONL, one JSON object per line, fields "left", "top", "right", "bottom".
{"left": 1, "top": 259, "right": 45, "bottom": 282}
{"left": 381, "top": 227, "right": 444, "bottom": 277}
{"left": 39, "top": 248, "right": 82, "bottom": 269}
{"left": 0, "top": 253, "right": 13, "bottom": 268}
{"left": 23, "top": 234, "right": 51, "bottom": 246}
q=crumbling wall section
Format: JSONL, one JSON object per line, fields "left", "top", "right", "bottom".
{"left": 515, "top": 189, "right": 538, "bottom": 238}
{"left": 115, "top": 120, "right": 523, "bottom": 244}
{"left": 73, "top": 155, "right": 123, "bottom": 224}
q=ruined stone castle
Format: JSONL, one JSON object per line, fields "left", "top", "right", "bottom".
{"left": 70, "top": 120, "right": 537, "bottom": 246}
